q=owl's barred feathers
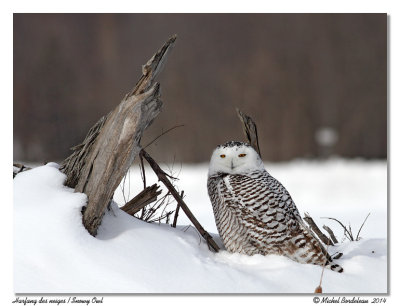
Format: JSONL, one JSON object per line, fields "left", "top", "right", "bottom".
{"left": 207, "top": 141, "right": 343, "bottom": 273}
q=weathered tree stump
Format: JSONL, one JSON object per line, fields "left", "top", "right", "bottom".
{"left": 61, "top": 35, "right": 177, "bottom": 236}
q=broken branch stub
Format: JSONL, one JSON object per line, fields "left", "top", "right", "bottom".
{"left": 172, "top": 191, "right": 183, "bottom": 228}
{"left": 322, "top": 225, "right": 339, "bottom": 244}
{"left": 236, "top": 108, "right": 261, "bottom": 158}
{"left": 121, "top": 184, "right": 162, "bottom": 216}
{"left": 303, "top": 213, "right": 334, "bottom": 246}
{"left": 60, "top": 35, "right": 177, "bottom": 236}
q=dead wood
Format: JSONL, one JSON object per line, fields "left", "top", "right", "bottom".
{"left": 143, "top": 124, "right": 184, "bottom": 149}
{"left": 60, "top": 35, "right": 177, "bottom": 236}
{"left": 138, "top": 190, "right": 174, "bottom": 223}
{"left": 140, "top": 149, "right": 220, "bottom": 252}
{"left": 120, "top": 184, "right": 162, "bottom": 216}
{"left": 322, "top": 225, "right": 338, "bottom": 244}
{"left": 13, "top": 163, "right": 32, "bottom": 178}
{"left": 172, "top": 191, "right": 183, "bottom": 228}
{"left": 236, "top": 108, "right": 261, "bottom": 157}
{"left": 304, "top": 212, "right": 334, "bottom": 246}
{"left": 356, "top": 213, "right": 370, "bottom": 241}
{"left": 321, "top": 216, "right": 354, "bottom": 241}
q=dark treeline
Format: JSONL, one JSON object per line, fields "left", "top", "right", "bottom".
{"left": 13, "top": 14, "right": 387, "bottom": 163}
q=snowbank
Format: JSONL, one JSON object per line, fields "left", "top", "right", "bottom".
{"left": 14, "top": 161, "right": 387, "bottom": 293}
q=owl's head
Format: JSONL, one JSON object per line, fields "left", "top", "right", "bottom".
{"left": 208, "top": 141, "right": 264, "bottom": 176}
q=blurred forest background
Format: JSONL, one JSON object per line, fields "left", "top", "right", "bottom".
{"left": 13, "top": 14, "right": 387, "bottom": 163}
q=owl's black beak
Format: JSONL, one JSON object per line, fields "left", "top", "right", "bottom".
{"left": 231, "top": 160, "right": 234, "bottom": 170}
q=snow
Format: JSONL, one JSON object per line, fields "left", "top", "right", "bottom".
{"left": 14, "top": 159, "right": 387, "bottom": 293}
{"left": 115, "top": 159, "right": 387, "bottom": 240}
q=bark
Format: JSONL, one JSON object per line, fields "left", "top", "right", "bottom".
{"left": 60, "top": 35, "right": 177, "bottom": 236}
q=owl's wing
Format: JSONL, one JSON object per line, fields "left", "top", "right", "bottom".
{"left": 217, "top": 171, "right": 336, "bottom": 268}
{"left": 227, "top": 171, "right": 332, "bottom": 258}
{"left": 223, "top": 171, "right": 301, "bottom": 231}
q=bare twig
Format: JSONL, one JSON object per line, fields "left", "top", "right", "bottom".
{"left": 127, "top": 168, "right": 131, "bottom": 200}
{"left": 121, "top": 169, "right": 128, "bottom": 204}
{"left": 356, "top": 213, "right": 371, "bottom": 241}
{"left": 322, "top": 217, "right": 354, "bottom": 241}
{"left": 322, "top": 225, "right": 339, "bottom": 244}
{"left": 138, "top": 190, "right": 173, "bottom": 223}
{"left": 304, "top": 213, "right": 334, "bottom": 246}
{"left": 343, "top": 230, "right": 350, "bottom": 241}
{"left": 315, "top": 245, "right": 330, "bottom": 294}
{"left": 140, "top": 149, "right": 220, "bottom": 252}
{"left": 139, "top": 153, "right": 147, "bottom": 189}
{"left": 172, "top": 191, "right": 183, "bottom": 228}
{"left": 146, "top": 191, "right": 175, "bottom": 224}
{"left": 315, "top": 242, "right": 334, "bottom": 294}
{"left": 143, "top": 124, "right": 185, "bottom": 149}
{"left": 349, "top": 224, "right": 353, "bottom": 240}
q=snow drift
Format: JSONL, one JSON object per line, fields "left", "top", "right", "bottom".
{"left": 14, "top": 161, "right": 387, "bottom": 293}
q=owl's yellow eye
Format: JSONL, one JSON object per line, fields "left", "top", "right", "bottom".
{"left": 220, "top": 154, "right": 226, "bottom": 158}
{"left": 238, "top": 153, "right": 246, "bottom": 157}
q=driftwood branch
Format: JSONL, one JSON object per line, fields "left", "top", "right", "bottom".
{"left": 304, "top": 213, "right": 334, "bottom": 246}
{"left": 140, "top": 149, "right": 220, "bottom": 252}
{"left": 236, "top": 108, "right": 261, "bottom": 157}
{"left": 120, "top": 184, "right": 162, "bottom": 216}
{"left": 322, "top": 225, "right": 338, "bottom": 244}
{"left": 60, "top": 35, "right": 177, "bottom": 236}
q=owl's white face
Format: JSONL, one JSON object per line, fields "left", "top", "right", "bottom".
{"left": 208, "top": 141, "right": 264, "bottom": 176}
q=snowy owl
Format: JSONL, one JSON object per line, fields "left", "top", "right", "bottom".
{"left": 207, "top": 141, "right": 343, "bottom": 272}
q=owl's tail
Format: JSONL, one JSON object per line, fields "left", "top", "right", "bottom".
{"left": 299, "top": 222, "right": 344, "bottom": 273}
{"left": 298, "top": 228, "right": 344, "bottom": 273}
{"left": 326, "top": 262, "right": 344, "bottom": 273}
